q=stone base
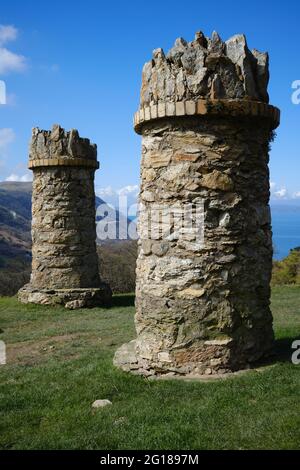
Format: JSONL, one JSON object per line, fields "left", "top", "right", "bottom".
{"left": 18, "top": 283, "right": 112, "bottom": 309}
{"left": 113, "top": 339, "right": 273, "bottom": 378}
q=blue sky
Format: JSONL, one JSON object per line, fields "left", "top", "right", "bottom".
{"left": 0, "top": 0, "right": 299, "bottom": 203}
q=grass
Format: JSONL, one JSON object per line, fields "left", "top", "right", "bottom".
{"left": 0, "top": 287, "right": 299, "bottom": 450}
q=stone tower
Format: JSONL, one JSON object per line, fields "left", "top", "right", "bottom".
{"left": 114, "top": 31, "right": 280, "bottom": 376}
{"left": 18, "top": 125, "right": 111, "bottom": 308}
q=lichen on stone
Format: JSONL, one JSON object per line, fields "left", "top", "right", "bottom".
{"left": 140, "top": 30, "right": 269, "bottom": 107}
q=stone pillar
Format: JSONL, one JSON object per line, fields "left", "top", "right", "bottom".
{"left": 114, "top": 31, "right": 280, "bottom": 376}
{"left": 18, "top": 124, "right": 111, "bottom": 308}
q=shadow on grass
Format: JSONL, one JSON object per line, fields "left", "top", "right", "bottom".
{"left": 255, "top": 336, "right": 300, "bottom": 369}
{"left": 112, "top": 293, "right": 135, "bottom": 308}
{"left": 274, "top": 336, "right": 300, "bottom": 363}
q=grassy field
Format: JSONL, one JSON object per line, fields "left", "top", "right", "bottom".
{"left": 0, "top": 286, "right": 299, "bottom": 450}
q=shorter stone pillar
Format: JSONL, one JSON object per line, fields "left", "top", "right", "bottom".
{"left": 18, "top": 125, "right": 111, "bottom": 308}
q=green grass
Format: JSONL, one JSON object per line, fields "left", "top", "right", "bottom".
{"left": 0, "top": 287, "right": 300, "bottom": 450}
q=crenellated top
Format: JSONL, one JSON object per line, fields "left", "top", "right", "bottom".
{"left": 28, "top": 124, "right": 99, "bottom": 169}
{"left": 140, "top": 30, "right": 270, "bottom": 108}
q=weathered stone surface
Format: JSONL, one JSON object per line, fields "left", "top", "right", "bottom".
{"left": 140, "top": 30, "right": 270, "bottom": 107}
{"left": 114, "top": 29, "right": 279, "bottom": 378}
{"left": 225, "top": 34, "right": 258, "bottom": 99}
{"left": 251, "top": 48, "right": 269, "bottom": 103}
{"left": 18, "top": 125, "right": 111, "bottom": 308}
{"left": 200, "top": 170, "right": 234, "bottom": 191}
{"left": 114, "top": 116, "right": 276, "bottom": 376}
{"left": 65, "top": 299, "right": 86, "bottom": 310}
{"left": 113, "top": 340, "right": 139, "bottom": 372}
{"left": 92, "top": 399, "right": 112, "bottom": 408}
{"left": 29, "top": 124, "right": 97, "bottom": 162}
{"left": 18, "top": 285, "right": 111, "bottom": 308}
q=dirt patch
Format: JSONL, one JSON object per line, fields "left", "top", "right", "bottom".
{"left": 6, "top": 332, "right": 102, "bottom": 365}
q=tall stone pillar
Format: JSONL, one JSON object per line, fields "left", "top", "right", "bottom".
{"left": 114, "top": 31, "right": 280, "bottom": 376}
{"left": 18, "top": 124, "right": 111, "bottom": 308}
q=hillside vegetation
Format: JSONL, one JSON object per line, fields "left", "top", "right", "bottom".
{"left": 272, "top": 247, "right": 300, "bottom": 286}
{"left": 97, "top": 241, "right": 137, "bottom": 293}
{"left": 0, "top": 182, "right": 32, "bottom": 296}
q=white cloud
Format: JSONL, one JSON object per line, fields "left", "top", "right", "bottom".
{"left": 270, "top": 182, "right": 289, "bottom": 200}
{"left": 0, "top": 128, "right": 15, "bottom": 148}
{"left": 270, "top": 183, "right": 300, "bottom": 202}
{"left": 96, "top": 186, "right": 116, "bottom": 197}
{"left": 274, "top": 188, "right": 287, "bottom": 199}
{"left": 5, "top": 173, "right": 19, "bottom": 181}
{"left": 0, "top": 25, "right": 26, "bottom": 74}
{"left": 96, "top": 185, "right": 140, "bottom": 199}
{"left": 20, "top": 173, "right": 32, "bottom": 182}
{"left": 5, "top": 173, "right": 32, "bottom": 182}
{"left": 117, "top": 185, "right": 139, "bottom": 196}
{"left": 0, "top": 47, "right": 26, "bottom": 74}
{"left": 0, "top": 25, "right": 18, "bottom": 45}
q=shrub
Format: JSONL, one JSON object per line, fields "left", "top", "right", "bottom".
{"left": 97, "top": 240, "right": 137, "bottom": 293}
{"left": 272, "top": 247, "right": 300, "bottom": 286}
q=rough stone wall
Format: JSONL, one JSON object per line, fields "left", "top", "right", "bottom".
{"left": 135, "top": 117, "right": 274, "bottom": 375}
{"left": 31, "top": 166, "right": 100, "bottom": 289}
{"left": 18, "top": 125, "right": 111, "bottom": 308}
{"left": 140, "top": 31, "right": 269, "bottom": 107}
{"left": 114, "top": 30, "right": 280, "bottom": 376}
{"left": 29, "top": 125, "right": 97, "bottom": 163}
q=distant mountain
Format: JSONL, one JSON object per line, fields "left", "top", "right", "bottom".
{"left": 0, "top": 181, "right": 137, "bottom": 296}
{"left": 0, "top": 182, "right": 32, "bottom": 295}
{"left": 0, "top": 182, "right": 32, "bottom": 260}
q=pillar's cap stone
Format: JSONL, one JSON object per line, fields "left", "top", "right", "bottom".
{"left": 28, "top": 124, "right": 99, "bottom": 169}
{"left": 135, "top": 30, "right": 280, "bottom": 133}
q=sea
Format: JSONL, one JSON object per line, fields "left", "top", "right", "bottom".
{"left": 271, "top": 205, "right": 300, "bottom": 260}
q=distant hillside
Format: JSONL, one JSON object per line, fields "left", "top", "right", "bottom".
{"left": 0, "top": 181, "right": 137, "bottom": 296}
{"left": 97, "top": 240, "right": 137, "bottom": 294}
{"left": 0, "top": 182, "right": 32, "bottom": 295}
{"left": 0, "top": 182, "right": 32, "bottom": 246}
